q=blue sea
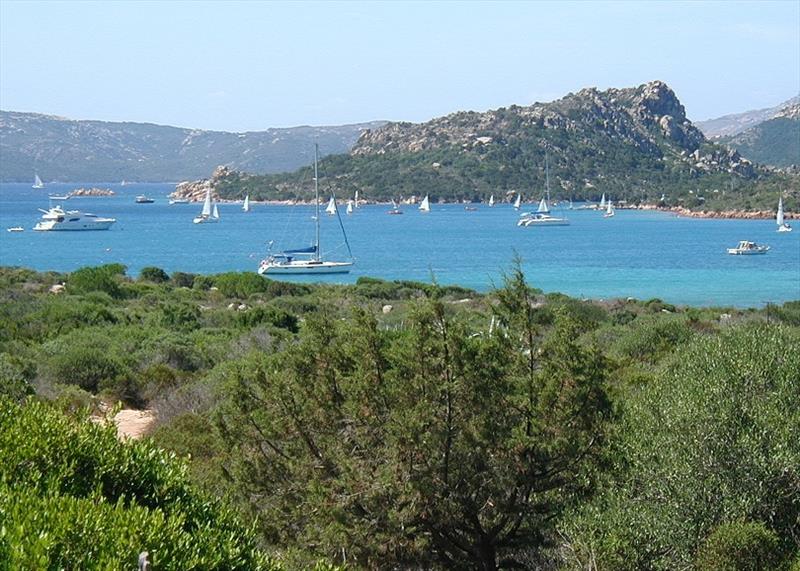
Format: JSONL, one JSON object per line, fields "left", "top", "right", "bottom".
{"left": 1, "top": 182, "right": 798, "bottom": 307}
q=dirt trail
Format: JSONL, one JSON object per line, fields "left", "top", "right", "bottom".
{"left": 113, "top": 409, "right": 156, "bottom": 439}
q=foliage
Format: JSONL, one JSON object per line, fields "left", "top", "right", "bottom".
{"left": 695, "top": 521, "right": 781, "bottom": 571}
{"left": 67, "top": 264, "right": 127, "bottom": 298}
{"left": 0, "top": 398, "right": 274, "bottom": 570}
{"left": 218, "top": 270, "right": 609, "bottom": 569}
{"left": 563, "top": 324, "right": 800, "bottom": 570}
{"left": 139, "top": 266, "right": 170, "bottom": 283}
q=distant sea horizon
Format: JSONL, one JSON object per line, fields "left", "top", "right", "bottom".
{"left": 1, "top": 182, "right": 798, "bottom": 308}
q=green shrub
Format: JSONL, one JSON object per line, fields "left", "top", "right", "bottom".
{"left": 171, "top": 271, "right": 196, "bottom": 288}
{"left": 213, "top": 272, "right": 270, "bottom": 298}
{"left": 0, "top": 398, "right": 273, "bottom": 570}
{"left": 139, "top": 266, "right": 170, "bottom": 283}
{"left": 695, "top": 522, "right": 780, "bottom": 571}
{"left": 68, "top": 264, "right": 127, "bottom": 299}
{"left": 236, "top": 306, "right": 299, "bottom": 332}
{"left": 0, "top": 353, "right": 33, "bottom": 400}
{"left": 46, "top": 345, "right": 124, "bottom": 392}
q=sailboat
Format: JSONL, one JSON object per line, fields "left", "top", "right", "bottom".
{"left": 32, "top": 173, "right": 45, "bottom": 189}
{"left": 419, "top": 195, "right": 431, "bottom": 212}
{"left": 777, "top": 197, "right": 792, "bottom": 232}
{"left": 354, "top": 190, "right": 359, "bottom": 208}
{"left": 325, "top": 196, "right": 337, "bottom": 215}
{"left": 603, "top": 199, "right": 615, "bottom": 218}
{"left": 488, "top": 195, "right": 495, "bottom": 207}
{"left": 517, "top": 153, "right": 570, "bottom": 227}
{"left": 513, "top": 193, "right": 522, "bottom": 210}
{"left": 599, "top": 193, "right": 606, "bottom": 210}
{"left": 346, "top": 200, "right": 354, "bottom": 215}
{"left": 258, "top": 144, "right": 354, "bottom": 275}
{"left": 193, "top": 188, "right": 220, "bottom": 224}
{"left": 242, "top": 194, "right": 250, "bottom": 212}
{"left": 388, "top": 199, "right": 403, "bottom": 215}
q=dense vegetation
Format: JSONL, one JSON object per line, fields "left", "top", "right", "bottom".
{"left": 213, "top": 144, "right": 799, "bottom": 212}
{"left": 1, "top": 264, "right": 798, "bottom": 569}
{"left": 720, "top": 117, "right": 800, "bottom": 169}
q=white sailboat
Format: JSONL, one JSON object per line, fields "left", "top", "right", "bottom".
{"left": 258, "top": 144, "right": 354, "bottom": 275}
{"left": 489, "top": 194, "right": 495, "bottom": 207}
{"left": 777, "top": 197, "right": 792, "bottom": 232}
{"left": 517, "top": 153, "right": 570, "bottom": 227}
{"left": 599, "top": 193, "right": 606, "bottom": 210}
{"left": 346, "top": 200, "right": 354, "bottom": 215}
{"left": 32, "top": 173, "right": 45, "bottom": 189}
{"left": 603, "top": 199, "right": 615, "bottom": 218}
{"left": 242, "top": 194, "right": 250, "bottom": 212}
{"left": 354, "top": 190, "right": 359, "bottom": 208}
{"left": 193, "top": 188, "right": 220, "bottom": 224}
{"left": 325, "top": 196, "right": 337, "bottom": 215}
{"left": 419, "top": 195, "right": 430, "bottom": 212}
{"left": 388, "top": 198, "right": 403, "bottom": 215}
{"left": 513, "top": 193, "right": 522, "bottom": 210}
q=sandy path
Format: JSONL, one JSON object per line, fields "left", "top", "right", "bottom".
{"left": 113, "top": 409, "right": 156, "bottom": 439}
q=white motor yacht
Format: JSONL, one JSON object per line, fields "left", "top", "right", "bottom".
{"left": 727, "top": 240, "right": 769, "bottom": 255}
{"left": 33, "top": 206, "right": 115, "bottom": 231}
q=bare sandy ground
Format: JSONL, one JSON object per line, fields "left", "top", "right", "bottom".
{"left": 113, "top": 409, "right": 156, "bottom": 439}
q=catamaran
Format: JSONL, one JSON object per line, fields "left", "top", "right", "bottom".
{"left": 242, "top": 195, "right": 250, "bottom": 212}
{"left": 517, "top": 154, "right": 570, "bottom": 227}
{"left": 777, "top": 197, "right": 792, "bottom": 232}
{"left": 258, "top": 144, "right": 354, "bottom": 275}
{"left": 419, "top": 195, "right": 430, "bottom": 212}
{"left": 32, "top": 173, "right": 45, "bottom": 189}
{"left": 193, "top": 188, "right": 220, "bottom": 224}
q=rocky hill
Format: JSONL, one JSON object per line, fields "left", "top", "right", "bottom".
{"left": 716, "top": 103, "right": 800, "bottom": 169}
{"left": 695, "top": 95, "right": 800, "bottom": 139}
{"left": 0, "top": 111, "right": 385, "bottom": 182}
{"left": 184, "top": 80, "right": 797, "bottom": 211}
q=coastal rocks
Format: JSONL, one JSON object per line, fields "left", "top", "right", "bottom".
{"left": 171, "top": 165, "right": 231, "bottom": 202}
{"left": 668, "top": 206, "right": 798, "bottom": 220}
{"left": 69, "top": 187, "right": 115, "bottom": 197}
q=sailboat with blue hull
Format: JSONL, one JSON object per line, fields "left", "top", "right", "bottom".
{"left": 258, "top": 144, "right": 354, "bottom": 275}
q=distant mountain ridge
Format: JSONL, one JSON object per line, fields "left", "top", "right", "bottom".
{"left": 713, "top": 100, "right": 800, "bottom": 169}
{"left": 695, "top": 95, "right": 800, "bottom": 139}
{"left": 0, "top": 111, "right": 386, "bottom": 182}
{"left": 193, "top": 80, "right": 798, "bottom": 213}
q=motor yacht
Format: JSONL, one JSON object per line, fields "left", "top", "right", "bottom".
{"left": 726, "top": 240, "right": 769, "bottom": 255}
{"left": 33, "top": 206, "right": 115, "bottom": 231}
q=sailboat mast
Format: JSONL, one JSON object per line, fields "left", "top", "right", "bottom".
{"left": 545, "top": 151, "right": 551, "bottom": 202}
{"left": 314, "top": 143, "right": 320, "bottom": 261}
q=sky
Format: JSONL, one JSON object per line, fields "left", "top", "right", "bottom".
{"left": 1, "top": 0, "right": 798, "bottom": 132}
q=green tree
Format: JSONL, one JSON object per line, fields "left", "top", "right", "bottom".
{"left": 220, "top": 273, "right": 609, "bottom": 569}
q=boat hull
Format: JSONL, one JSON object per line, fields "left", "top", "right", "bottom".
{"left": 258, "top": 260, "right": 353, "bottom": 275}
{"left": 727, "top": 249, "right": 768, "bottom": 255}
{"left": 517, "top": 217, "right": 570, "bottom": 227}
{"left": 33, "top": 220, "right": 115, "bottom": 231}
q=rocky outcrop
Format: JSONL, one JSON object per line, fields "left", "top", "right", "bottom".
{"left": 69, "top": 187, "right": 115, "bottom": 197}
{"left": 352, "top": 80, "right": 743, "bottom": 176}
{"left": 170, "top": 165, "right": 231, "bottom": 202}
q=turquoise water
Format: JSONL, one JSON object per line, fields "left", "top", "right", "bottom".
{"left": 1, "top": 182, "right": 798, "bottom": 307}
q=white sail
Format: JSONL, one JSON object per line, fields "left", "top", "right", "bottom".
{"left": 33, "top": 173, "right": 44, "bottom": 189}
{"left": 514, "top": 193, "right": 522, "bottom": 210}
{"left": 201, "top": 189, "right": 213, "bottom": 217}
{"left": 777, "top": 197, "right": 785, "bottom": 226}
{"left": 391, "top": 198, "right": 398, "bottom": 209}
{"left": 346, "top": 200, "right": 353, "bottom": 215}
{"left": 599, "top": 193, "right": 606, "bottom": 209}
{"left": 354, "top": 190, "right": 359, "bottom": 208}
{"left": 326, "top": 196, "right": 337, "bottom": 215}
{"left": 419, "top": 195, "right": 430, "bottom": 212}
{"left": 569, "top": 198, "right": 574, "bottom": 210}
{"left": 489, "top": 195, "right": 494, "bottom": 207}
{"left": 212, "top": 203, "right": 220, "bottom": 219}
{"left": 242, "top": 195, "right": 250, "bottom": 212}
{"left": 537, "top": 197, "right": 549, "bottom": 214}
{"left": 606, "top": 200, "right": 613, "bottom": 215}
